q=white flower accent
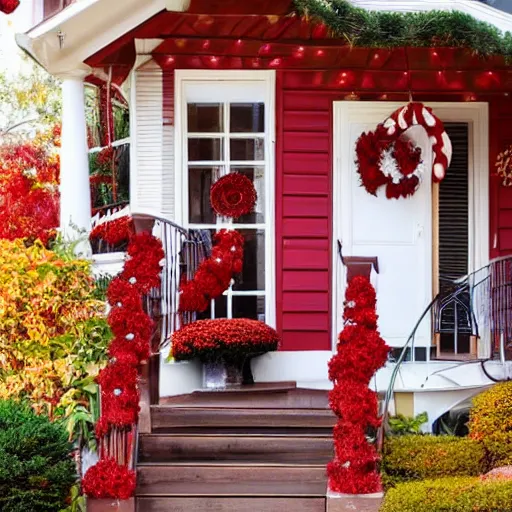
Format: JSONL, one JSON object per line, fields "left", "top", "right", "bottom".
{"left": 129, "top": 277, "right": 137, "bottom": 284}
{"left": 117, "top": 302, "right": 122, "bottom": 307}
{"left": 231, "top": 246, "right": 236, "bottom": 252}
{"left": 347, "top": 301, "right": 356, "bottom": 308}
{"left": 215, "top": 257, "right": 222, "bottom": 263}
{"left": 113, "top": 389, "right": 122, "bottom": 396}
{"left": 126, "top": 333, "right": 135, "bottom": 341}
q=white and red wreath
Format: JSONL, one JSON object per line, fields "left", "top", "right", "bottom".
{"left": 356, "top": 102, "right": 453, "bottom": 199}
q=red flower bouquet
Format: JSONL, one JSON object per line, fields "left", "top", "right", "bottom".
{"left": 171, "top": 318, "right": 279, "bottom": 361}
{"left": 210, "top": 172, "right": 257, "bottom": 219}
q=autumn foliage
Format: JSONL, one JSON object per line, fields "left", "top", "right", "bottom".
{"left": 0, "top": 135, "right": 59, "bottom": 245}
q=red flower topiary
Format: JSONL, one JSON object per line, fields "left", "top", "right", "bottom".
{"left": 328, "top": 276, "right": 389, "bottom": 495}
{"left": 171, "top": 318, "right": 279, "bottom": 361}
{"left": 82, "top": 458, "right": 136, "bottom": 500}
{"left": 210, "top": 172, "right": 257, "bottom": 219}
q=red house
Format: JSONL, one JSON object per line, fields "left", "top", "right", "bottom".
{"left": 18, "top": 0, "right": 512, "bottom": 509}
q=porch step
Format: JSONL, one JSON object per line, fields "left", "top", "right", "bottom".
{"left": 136, "top": 462, "right": 327, "bottom": 496}
{"left": 138, "top": 433, "right": 333, "bottom": 463}
{"left": 136, "top": 497, "right": 325, "bottom": 512}
{"left": 151, "top": 406, "right": 336, "bottom": 431}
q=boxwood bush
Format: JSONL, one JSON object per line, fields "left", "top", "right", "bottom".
{"left": 0, "top": 400, "right": 76, "bottom": 511}
{"left": 382, "top": 435, "right": 485, "bottom": 487}
{"left": 381, "top": 476, "right": 512, "bottom": 512}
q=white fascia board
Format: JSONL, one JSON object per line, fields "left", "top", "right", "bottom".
{"left": 16, "top": 0, "right": 189, "bottom": 77}
{"left": 351, "top": 0, "right": 512, "bottom": 34}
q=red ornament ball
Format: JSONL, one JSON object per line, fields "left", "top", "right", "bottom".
{"left": 0, "top": 0, "right": 19, "bottom": 14}
{"left": 210, "top": 173, "right": 257, "bottom": 219}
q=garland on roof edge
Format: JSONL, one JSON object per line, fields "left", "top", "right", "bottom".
{"left": 293, "top": 0, "right": 512, "bottom": 59}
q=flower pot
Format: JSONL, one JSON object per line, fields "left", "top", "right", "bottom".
{"left": 86, "top": 498, "right": 135, "bottom": 512}
{"left": 202, "top": 357, "right": 245, "bottom": 389}
{"left": 326, "top": 491, "right": 384, "bottom": 512}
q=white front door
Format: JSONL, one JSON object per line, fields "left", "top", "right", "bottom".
{"left": 333, "top": 102, "right": 433, "bottom": 350}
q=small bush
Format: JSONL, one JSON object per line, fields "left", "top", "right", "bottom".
{"left": 469, "top": 382, "right": 512, "bottom": 439}
{"left": 0, "top": 400, "right": 76, "bottom": 511}
{"left": 381, "top": 476, "right": 512, "bottom": 512}
{"left": 382, "top": 435, "right": 485, "bottom": 487}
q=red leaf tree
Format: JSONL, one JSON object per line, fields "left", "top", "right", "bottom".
{"left": 327, "top": 276, "right": 390, "bottom": 494}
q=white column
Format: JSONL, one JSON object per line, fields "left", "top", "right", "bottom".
{"left": 59, "top": 72, "right": 91, "bottom": 249}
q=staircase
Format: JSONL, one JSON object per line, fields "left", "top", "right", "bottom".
{"left": 135, "top": 383, "right": 334, "bottom": 512}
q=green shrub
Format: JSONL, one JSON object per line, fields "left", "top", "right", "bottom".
{"left": 0, "top": 400, "right": 76, "bottom": 512}
{"left": 382, "top": 435, "right": 485, "bottom": 487}
{"left": 381, "top": 476, "right": 512, "bottom": 512}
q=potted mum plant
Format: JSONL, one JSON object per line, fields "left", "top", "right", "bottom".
{"left": 170, "top": 318, "right": 280, "bottom": 389}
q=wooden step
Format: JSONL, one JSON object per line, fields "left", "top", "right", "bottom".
{"left": 159, "top": 386, "right": 329, "bottom": 410}
{"left": 136, "top": 462, "right": 327, "bottom": 497}
{"left": 136, "top": 497, "right": 325, "bottom": 512}
{"left": 151, "top": 407, "right": 336, "bottom": 431}
{"left": 138, "top": 434, "right": 333, "bottom": 463}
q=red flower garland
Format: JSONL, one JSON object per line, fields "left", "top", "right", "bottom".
{"left": 210, "top": 173, "right": 257, "bottom": 218}
{"left": 179, "top": 230, "right": 244, "bottom": 313}
{"left": 82, "top": 458, "right": 136, "bottom": 500}
{"left": 328, "top": 276, "right": 389, "bottom": 494}
{"left": 0, "top": 0, "right": 19, "bottom": 14}
{"left": 89, "top": 216, "right": 135, "bottom": 247}
{"left": 171, "top": 318, "right": 280, "bottom": 361}
{"left": 83, "top": 231, "right": 164, "bottom": 499}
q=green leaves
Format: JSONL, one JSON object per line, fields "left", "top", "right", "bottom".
{"left": 388, "top": 411, "right": 428, "bottom": 436}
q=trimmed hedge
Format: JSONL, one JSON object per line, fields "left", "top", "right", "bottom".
{"left": 0, "top": 400, "right": 76, "bottom": 512}
{"left": 381, "top": 476, "right": 512, "bottom": 512}
{"left": 382, "top": 435, "right": 485, "bottom": 487}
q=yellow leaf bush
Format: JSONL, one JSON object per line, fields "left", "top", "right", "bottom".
{"left": 0, "top": 239, "right": 110, "bottom": 423}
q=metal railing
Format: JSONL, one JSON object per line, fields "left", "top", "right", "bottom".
{"left": 378, "top": 255, "right": 512, "bottom": 449}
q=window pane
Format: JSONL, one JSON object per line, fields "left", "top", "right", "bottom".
{"left": 188, "top": 103, "right": 223, "bottom": 133}
{"left": 231, "top": 166, "right": 264, "bottom": 224}
{"left": 197, "top": 295, "right": 228, "bottom": 320}
{"left": 233, "top": 230, "right": 265, "bottom": 291}
{"left": 188, "top": 138, "right": 223, "bottom": 161}
{"left": 188, "top": 167, "right": 221, "bottom": 224}
{"left": 233, "top": 295, "right": 265, "bottom": 322}
{"left": 230, "top": 103, "right": 264, "bottom": 133}
{"left": 230, "top": 138, "right": 264, "bottom": 161}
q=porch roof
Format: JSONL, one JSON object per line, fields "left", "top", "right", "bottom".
{"left": 16, "top": 0, "right": 512, "bottom": 95}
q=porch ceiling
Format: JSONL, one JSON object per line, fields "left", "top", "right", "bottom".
{"left": 85, "top": 4, "right": 512, "bottom": 96}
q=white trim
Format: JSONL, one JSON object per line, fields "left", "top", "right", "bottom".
{"left": 174, "top": 70, "right": 276, "bottom": 328}
{"left": 129, "top": 70, "right": 138, "bottom": 211}
{"left": 332, "top": 101, "right": 489, "bottom": 353}
{"left": 350, "top": 0, "right": 512, "bottom": 34}
{"left": 89, "top": 137, "right": 131, "bottom": 154}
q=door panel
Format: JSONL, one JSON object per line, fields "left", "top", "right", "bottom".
{"left": 334, "top": 104, "right": 433, "bottom": 348}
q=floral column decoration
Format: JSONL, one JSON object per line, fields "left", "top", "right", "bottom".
{"left": 328, "top": 276, "right": 390, "bottom": 494}
{"left": 82, "top": 231, "right": 164, "bottom": 501}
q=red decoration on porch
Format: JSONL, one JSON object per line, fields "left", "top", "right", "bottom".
{"left": 179, "top": 229, "right": 244, "bottom": 312}
{"left": 82, "top": 458, "right": 136, "bottom": 500}
{"left": 356, "top": 102, "right": 452, "bottom": 199}
{"left": 210, "top": 172, "right": 257, "bottom": 218}
{"left": 84, "top": 231, "right": 164, "bottom": 499}
{"left": 89, "top": 216, "right": 135, "bottom": 247}
{"left": 171, "top": 318, "right": 280, "bottom": 361}
{"left": 328, "top": 276, "right": 389, "bottom": 494}
{"left": 0, "top": 0, "right": 19, "bottom": 14}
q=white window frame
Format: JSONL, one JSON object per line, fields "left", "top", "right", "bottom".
{"left": 174, "top": 70, "right": 276, "bottom": 328}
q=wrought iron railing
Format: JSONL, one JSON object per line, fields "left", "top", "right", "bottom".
{"left": 378, "top": 255, "right": 512, "bottom": 449}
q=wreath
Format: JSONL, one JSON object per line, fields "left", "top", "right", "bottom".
{"left": 210, "top": 173, "right": 257, "bottom": 218}
{"left": 356, "top": 102, "right": 452, "bottom": 199}
{"left": 496, "top": 144, "right": 512, "bottom": 187}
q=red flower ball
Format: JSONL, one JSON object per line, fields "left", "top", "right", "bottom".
{"left": 89, "top": 216, "right": 135, "bottom": 247}
{"left": 0, "top": 0, "right": 19, "bottom": 14}
{"left": 210, "top": 173, "right": 257, "bottom": 218}
{"left": 82, "top": 458, "right": 136, "bottom": 500}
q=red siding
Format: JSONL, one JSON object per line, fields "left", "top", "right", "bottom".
{"left": 275, "top": 72, "right": 334, "bottom": 351}
{"left": 490, "top": 101, "right": 512, "bottom": 259}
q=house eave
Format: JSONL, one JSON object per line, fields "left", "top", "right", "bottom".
{"left": 15, "top": 0, "right": 190, "bottom": 77}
